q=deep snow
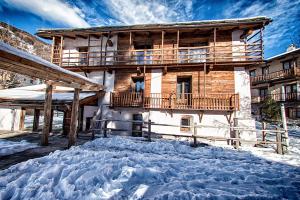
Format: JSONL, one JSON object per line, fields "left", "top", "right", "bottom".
{"left": 0, "top": 139, "right": 37, "bottom": 157}
{"left": 0, "top": 136, "right": 299, "bottom": 199}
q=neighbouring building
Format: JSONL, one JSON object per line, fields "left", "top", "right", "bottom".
{"left": 36, "top": 17, "right": 271, "bottom": 142}
{"left": 250, "top": 45, "right": 300, "bottom": 119}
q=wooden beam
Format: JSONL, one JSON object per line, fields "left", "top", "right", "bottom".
{"left": 41, "top": 84, "right": 53, "bottom": 146}
{"left": 204, "top": 63, "right": 206, "bottom": 96}
{"left": 76, "top": 35, "right": 88, "bottom": 39}
{"left": 50, "top": 37, "right": 55, "bottom": 63}
{"left": 68, "top": 88, "right": 81, "bottom": 148}
{"left": 49, "top": 109, "right": 54, "bottom": 133}
{"left": 32, "top": 109, "right": 40, "bottom": 132}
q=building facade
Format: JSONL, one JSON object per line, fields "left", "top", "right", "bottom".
{"left": 250, "top": 45, "right": 300, "bottom": 119}
{"left": 37, "top": 17, "right": 271, "bottom": 141}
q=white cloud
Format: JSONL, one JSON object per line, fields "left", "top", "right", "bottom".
{"left": 223, "top": 0, "right": 300, "bottom": 51}
{"left": 2, "top": 0, "right": 90, "bottom": 27}
{"left": 100, "top": 0, "right": 194, "bottom": 25}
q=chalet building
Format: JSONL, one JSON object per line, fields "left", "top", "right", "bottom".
{"left": 36, "top": 17, "right": 271, "bottom": 141}
{"left": 250, "top": 45, "right": 300, "bottom": 119}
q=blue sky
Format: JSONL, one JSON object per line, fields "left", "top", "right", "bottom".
{"left": 0, "top": 0, "right": 299, "bottom": 58}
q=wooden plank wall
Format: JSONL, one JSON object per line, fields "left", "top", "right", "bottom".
{"left": 161, "top": 66, "right": 234, "bottom": 95}
{"left": 114, "top": 71, "right": 151, "bottom": 96}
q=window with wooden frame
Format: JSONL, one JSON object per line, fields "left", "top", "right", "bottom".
{"left": 180, "top": 115, "right": 193, "bottom": 132}
{"left": 249, "top": 69, "right": 256, "bottom": 77}
{"left": 282, "top": 59, "right": 294, "bottom": 70}
{"left": 261, "top": 66, "right": 269, "bottom": 75}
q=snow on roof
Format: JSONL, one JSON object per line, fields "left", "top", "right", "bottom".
{"left": 266, "top": 48, "right": 300, "bottom": 61}
{"left": 37, "top": 16, "right": 271, "bottom": 38}
{"left": 0, "top": 84, "right": 95, "bottom": 101}
{"left": 0, "top": 42, "right": 99, "bottom": 86}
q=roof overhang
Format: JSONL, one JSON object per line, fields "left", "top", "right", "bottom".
{"left": 36, "top": 16, "right": 272, "bottom": 39}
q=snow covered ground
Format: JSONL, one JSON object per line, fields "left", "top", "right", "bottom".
{"left": 0, "top": 139, "right": 37, "bottom": 157}
{"left": 0, "top": 136, "right": 299, "bottom": 199}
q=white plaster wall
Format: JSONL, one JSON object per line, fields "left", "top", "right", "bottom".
{"left": 232, "top": 30, "right": 245, "bottom": 61}
{"left": 83, "top": 106, "right": 99, "bottom": 131}
{"left": 0, "top": 107, "right": 22, "bottom": 131}
{"left": 234, "top": 67, "right": 256, "bottom": 142}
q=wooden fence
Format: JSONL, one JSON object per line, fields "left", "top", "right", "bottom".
{"left": 90, "top": 119, "right": 287, "bottom": 155}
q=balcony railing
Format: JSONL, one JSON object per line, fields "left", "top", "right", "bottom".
{"left": 252, "top": 92, "right": 300, "bottom": 103}
{"left": 110, "top": 92, "right": 239, "bottom": 111}
{"left": 53, "top": 43, "right": 262, "bottom": 67}
{"left": 250, "top": 67, "right": 300, "bottom": 85}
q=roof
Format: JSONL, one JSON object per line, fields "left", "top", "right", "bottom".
{"left": 36, "top": 16, "right": 271, "bottom": 39}
{"left": 266, "top": 48, "right": 300, "bottom": 61}
{"left": 0, "top": 84, "right": 95, "bottom": 102}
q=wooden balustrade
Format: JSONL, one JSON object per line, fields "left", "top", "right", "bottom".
{"left": 110, "top": 92, "right": 239, "bottom": 111}
{"left": 53, "top": 43, "right": 263, "bottom": 67}
{"left": 252, "top": 92, "right": 300, "bottom": 103}
{"left": 250, "top": 67, "right": 299, "bottom": 84}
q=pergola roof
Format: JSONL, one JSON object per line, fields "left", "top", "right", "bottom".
{"left": 0, "top": 42, "right": 104, "bottom": 91}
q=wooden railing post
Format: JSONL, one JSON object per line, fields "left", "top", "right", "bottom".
{"left": 103, "top": 120, "right": 108, "bottom": 138}
{"left": 233, "top": 118, "right": 240, "bottom": 148}
{"left": 276, "top": 128, "right": 283, "bottom": 155}
{"left": 262, "top": 122, "right": 266, "bottom": 142}
{"left": 147, "top": 119, "right": 152, "bottom": 142}
{"left": 193, "top": 122, "right": 197, "bottom": 147}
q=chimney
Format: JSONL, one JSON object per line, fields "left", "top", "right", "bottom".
{"left": 287, "top": 44, "right": 297, "bottom": 52}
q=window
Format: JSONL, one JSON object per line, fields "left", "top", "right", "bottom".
{"left": 134, "top": 44, "right": 153, "bottom": 65}
{"left": 177, "top": 77, "right": 192, "bottom": 96}
{"left": 259, "top": 88, "right": 268, "bottom": 100}
{"left": 180, "top": 116, "right": 193, "bottom": 132}
{"left": 262, "top": 66, "right": 269, "bottom": 75}
{"left": 282, "top": 60, "right": 294, "bottom": 70}
{"left": 249, "top": 70, "right": 256, "bottom": 77}
{"left": 296, "top": 109, "right": 300, "bottom": 118}
{"left": 285, "top": 84, "right": 297, "bottom": 100}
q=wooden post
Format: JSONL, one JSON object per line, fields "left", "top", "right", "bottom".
{"left": 50, "top": 37, "right": 55, "bottom": 63}
{"left": 32, "top": 109, "right": 40, "bottom": 132}
{"left": 204, "top": 63, "right": 206, "bottom": 97}
{"left": 87, "top": 34, "right": 91, "bottom": 65}
{"left": 193, "top": 122, "right": 197, "bottom": 147}
{"left": 161, "top": 31, "right": 164, "bottom": 64}
{"left": 103, "top": 120, "right": 108, "bottom": 138}
{"left": 147, "top": 119, "right": 151, "bottom": 142}
{"left": 177, "top": 30, "right": 180, "bottom": 63}
{"left": 213, "top": 28, "right": 216, "bottom": 64}
{"left": 280, "top": 103, "right": 289, "bottom": 150}
{"left": 49, "top": 109, "right": 54, "bottom": 133}
{"left": 19, "top": 108, "right": 26, "bottom": 131}
{"left": 276, "top": 128, "right": 283, "bottom": 155}
{"left": 262, "top": 122, "right": 266, "bottom": 142}
{"left": 68, "top": 88, "right": 81, "bottom": 148}
{"left": 233, "top": 118, "right": 239, "bottom": 148}
{"left": 41, "top": 84, "right": 53, "bottom": 146}
{"left": 59, "top": 36, "right": 63, "bottom": 66}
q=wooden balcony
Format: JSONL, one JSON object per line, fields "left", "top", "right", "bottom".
{"left": 110, "top": 92, "right": 239, "bottom": 111}
{"left": 53, "top": 43, "right": 263, "bottom": 69}
{"left": 252, "top": 92, "right": 300, "bottom": 103}
{"left": 250, "top": 67, "right": 300, "bottom": 85}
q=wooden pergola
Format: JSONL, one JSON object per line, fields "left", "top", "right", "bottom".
{"left": 0, "top": 42, "right": 104, "bottom": 147}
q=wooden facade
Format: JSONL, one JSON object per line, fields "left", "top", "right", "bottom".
{"left": 37, "top": 17, "right": 271, "bottom": 112}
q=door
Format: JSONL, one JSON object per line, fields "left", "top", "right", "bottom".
{"left": 131, "top": 77, "right": 144, "bottom": 106}
{"left": 177, "top": 77, "right": 192, "bottom": 107}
